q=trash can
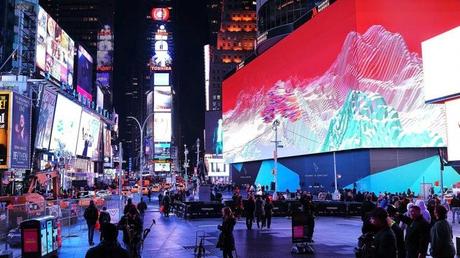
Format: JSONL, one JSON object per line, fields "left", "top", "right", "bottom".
{"left": 20, "top": 216, "right": 58, "bottom": 258}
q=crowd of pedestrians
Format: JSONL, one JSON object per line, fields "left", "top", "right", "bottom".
{"left": 358, "top": 190, "right": 456, "bottom": 258}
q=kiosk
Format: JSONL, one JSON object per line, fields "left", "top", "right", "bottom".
{"left": 20, "top": 216, "right": 58, "bottom": 258}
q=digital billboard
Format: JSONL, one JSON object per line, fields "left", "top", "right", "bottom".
{"left": 35, "top": 88, "right": 57, "bottom": 150}
{"left": 153, "top": 73, "right": 169, "bottom": 86}
{"left": 77, "top": 45, "right": 93, "bottom": 101}
{"left": 446, "top": 99, "right": 460, "bottom": 162}
{"left": 153, "top": 87, "right": 172, "bottom": 112}
{"left": 97, "top": 25, "right": 113, "bottom": 72}
{"left": 97, "top": 86, "right": 104, "bottom": 110}
{"left": 222, "top": 0, "right": 460, "bottom": 163}
{"left": 0, "top": 92, "right": 10, "bottom": 168}
{"left": 154, "top": 142, "right": 170, "bottom": 160}
{"left": 154, "top": 161, "right": 170, "bottom": 172}
{"left": 153, "top": 113, "right": 171, "bottom": 142}
{"left": 103, "top": 128, "right": 112, "bottom": 160}
{"left": 76, "top": 111, "right": 101, "bottom": 158}
{"left": 205, "top": 111, "right": 223, "bottom": 155}
{"left": 50, "top": 94, "right": 82, "bottom": 155}
{"left": 149, "top": 25, "right": 172, "bottom": 71}
{"left": 10, "top": 94, "right": 31, "bottom": 168}
{"left": 151, "top": 8, "right": 170, "bottom": 21}
{"left": 96, "top": 72, "right": 110, "bottom": 89}
{"left": 36, "top": 7, "right": 75, "bottom": 87}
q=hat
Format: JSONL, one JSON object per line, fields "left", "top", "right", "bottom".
{"left": 369, "top": 207, "right": 388, "bottom": 222}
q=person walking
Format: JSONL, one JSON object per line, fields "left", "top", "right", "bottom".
{"left": 137, "top": 198, "right": 148, "bottom": 221}
{"left": 162, "top": 192, "right": 171, "bottom": 217}
{"left": 368, "top": 208, "right": 397, "bottom": 258}
{"left": 450, "top": 193, "right": 460, "bottom": 223}
{"left": 255, "top": 195, "right": 265, "bottom": 229}
{"left": 264, "top": 196, "right": 273, "bottom": 229}
{"left": 387, "top": 205, "right": 406, "bottom": 258}
{"left": 244, "top": 195, "right": 255, "bottom": 230}
{"left": 86, "top": 223, "right": 130, "bottom": 258}
{"left": 99, "top": 207, "right": 111, "bottom": 241}
{"left": 430, "top": 205, "right": 455, "bottom": 258}
{"left": 118, "top": 207, "right": 143, "bottom": 258}
{"left": 84, "top": 200, "right": 99, "bottom": 246}
{"left": 147, "top": 188, "right": 152, "bottom": 203}
{"left": 217, "top": 207, "right": 236, "bottom": 258}
{"left": 399, "top": 205, "right": 430, "bottom": 258}
{"left": 123, "top": 198, "right": 136, "bottom": 215}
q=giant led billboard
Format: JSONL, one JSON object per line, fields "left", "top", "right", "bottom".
{"left": 10, "top": 94, "right": 32, "bottom": 169}
{"left": 76, "top": 111, "right": 101, "bottom": 158}
{"left": 153, "top": 113, "right": 171, "bottom": 142}
{"left": 35, "top": 88, "right": 56, "bottom": 150}
{"left": 222, "top": 0, "right": 460, "bottom": 163}
{"left": 77, "top": 45, "right": 94, "bottom": 101}
{"left": 0, "top": 92, "right": 10, "bottom": 168}
{"left": 50, "top": 94, "right": 82, "bottom": 155}
{"left": 36, "top": 7, "right": 75, "bottom": 87}
{"left": 153, "top": 87, "right": 172, "bottom": 112}
{"left": 97, "top": 25, "right": 113, "bottom": 72}
{"left": 205, "top": 111, "right": 223, "bottom": 155}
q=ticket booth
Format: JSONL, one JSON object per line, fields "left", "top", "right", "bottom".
{"left": 20, "top": 216, "right": 58, "bottom": 258}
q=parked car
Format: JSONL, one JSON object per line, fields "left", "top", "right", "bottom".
{"left": 96, "top": 190, "right": 111, "bottom": 198}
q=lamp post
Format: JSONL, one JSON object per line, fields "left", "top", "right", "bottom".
{"left": 184, "top": 144, "right": 189, "bottom": 185}
{"left": 196, "top": 138, "right": 200, "bottom": 166}
{"left": 272, "top": 119, "right": 281, "bottom": 192}
{"left": 127, "top": 113, "right": 154, "bottom": 200}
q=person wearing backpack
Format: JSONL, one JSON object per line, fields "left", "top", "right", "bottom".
{"left": 99, "top": 206, "right": 111, "bottom": 241}
{"left": 84, "top": 200, "right": 99, "bottom": 245}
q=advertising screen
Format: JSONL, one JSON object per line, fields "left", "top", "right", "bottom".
{"left": 153, "top": 87, "right": 172, "bottom": 112}
{"left": 222, "top": 0, "right": 460, "bottom": 163}
{"left": 154, "top": 142, "right": 170, "bottom": 159}
{"left": 35, "top": 89, "right": 57, "bottom": 150}
{"left": 77, "top": 45, "right": 93, "bottom": 101}
{"left": 0, "top": 92, "right": 10, "bottom": 168}
{"left": 153, "top": 113, "right": 171, "bottom": 142}
{"left": 10, "top": 94, "right": 31, "bottom": 168}
{"left": 150, "top": 25, "right": 172, "bottom": 71}
{"left": 97, "top": 86, "right": 104, "bottom": 110}
{"left": 96, "top": 72, "right": 110, "bottom": 89}
{"left": 97, "top": 25, "right": 113, "bottom": 71}
{"left": 76, "top": 111, "right": 101, "bottom": 158}
{"left": 50, "top": 94, "right": 82, "bottom": 155}
{"left": 36, "top": 7, "right": 75, "bottom": 87}
{"left": 205, "top": 111, "right": 223, "bottom": 155}
{"left": 446, "top": 99, "right": 460, "bottom": 161}
{"left": 153, "top": 73, "right": 169, "bottom": 86}
{"left": 154, "top": 161, "right": 170, "bottom": 172}
{"left": 104, "top": 128, "right": 111, "bottom": 159}
{"left": 207, "top": 158, "right": 229, "bottom": 177}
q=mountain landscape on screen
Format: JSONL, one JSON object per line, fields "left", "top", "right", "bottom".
{"left": 223, "top": 25, "right": 446, "bottom": 163}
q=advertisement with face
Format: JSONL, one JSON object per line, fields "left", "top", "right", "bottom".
{"left": 153, "top": 113, "right": 171, "bottom": 142}
{"left": 76, "top": 111, "right": 101, "bottom": 158}
{"left": 10, "top": 94, "right": 32, "bottom": 168}
{"left": 153, "top": 87, "right": 172, "bottom": 112}
{"left": 35, "top": 89, "right": 57, "bottom": 149}
{"left": 97, "top": 25, "right": 113, "bottom": 71}
{"left": 0, "top": 92, "right": 10, "bottom": 168}
{"left": 36, "top": 7, "right": 75, "bottom": 87}
{"left": 50, "top": 94, "right": 82, "bottom": 155}
{"left": 154, "top": 142, "right": 170, "bottom": 160}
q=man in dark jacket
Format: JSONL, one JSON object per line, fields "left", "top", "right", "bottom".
{"left": 118, "top": 207, "right": 143, "bottom": 257}
{"left": 85, "top": 223, "right": 129, "bottom": 258}
{"left": 244, "top": 195, "right": 255, "bottom": 230}
{"left": 387, "top": 205, "right": 405, "bottom": 258}
{"left": 137, "top": 198, "right": 148, "bottom": 221}
{"left": 361, "top": 195, "right": 376, "bottom": 234}
{"left": 84, "top": 200, "right": 99, "bottom": 246}
{"left": 400, "top": 205, "right": 430, "bottom": 258}
{"left": 369, "top": 208, "right": 397, "bottom": 258}
{"left": 99, "top": 207, "right": 111, "bottom": 241}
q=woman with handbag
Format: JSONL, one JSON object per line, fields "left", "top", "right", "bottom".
{"left": 217, "top": 207, "right": 237, "bottom": 258}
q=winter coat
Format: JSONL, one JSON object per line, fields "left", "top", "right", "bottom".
{"left": 85, "top": 241, "right": 130, "bottom": 258}
{"left": 84, "top": 205, "right": 99, "bottom": 225}
{"left": 373, "top": 226, "right": 397, "bottom": 258}
{"left": 217, "top": 217, "right": 236, "bottom": 251}
{"left": 430, "top": 219, "right": 455, "bottom": 258}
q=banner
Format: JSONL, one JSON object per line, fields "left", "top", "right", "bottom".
{"left": 35, "top": 88, "right": 57, "bottom": 149}
{"left": 10, "top": 93, "right": 31, "bottom": 168}
{"left": 0, "top": 92, "right": 10, "bottom": 168}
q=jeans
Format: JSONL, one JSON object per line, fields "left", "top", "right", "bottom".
{"left": 452, "top": 207, "right": 460, "bottom": 223}
{"left": 246, "top": 216, "right": 253, "bottom": 230}
{"left": 266, "top": 215, "right": 272, "bottom": 229}
{"left": 87, "top": 223, "right": 95, "bottom": 244}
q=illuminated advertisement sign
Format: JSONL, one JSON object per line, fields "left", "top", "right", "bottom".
{"left": 154, "top": 142, "right": 170, "bottom": 159}
{"left": 446, "top": 99, "right": 460, "bottom": 161}
{"left": 153, "top": 113, "right": 171, "bottom": 142}
{"left": 77, "top": 45, "right": 93, "bottom": 101}
{"left": 151, "top": 8, "right": 170, "bottom": 21}
{"left": 153, "top": 73, "right": 169, "bottom": 85}
{"left": 207, "top": 158, "right": 229, "bottom": 177}
{"left": 10, "top": 94, "right": 31, "bottom": 169}
{"left": 97, "top": 25, "right": 113, "bottom": 72}
{"left": 36, "top": 7, "right": 75, "bottom": 87}
{"left": 205, "top": 111, "right": 223, "bottom": 155}
{"left": 0, "top": 92, "right": 10, "bottom": 168}
{"left": 222, "top": 0, "right": 459, "bottom": 163}
{"left": 97, "top": 86, "right": 104, "bottom": 110}
{"left": 103, "top": 128, "right": 112, "bottom": 160}
{"left": 35, "top": 88, "right": 56, "bottom": 150}
{"left": 76, "top": 111, "right": 101, "bottom": 158}
{"left": 150, "top": 25, "right": 172, "bottom": 71}
{"left": 96, "top": 72, "right": 110, "bottom": 89}
{"left": 50, "top": 94, "right": 82, "bottom": 155}
{"left": 422, "top": 26, "right": 460, "bottom": 103}
{"left": 154, "top": 87, "right": 172, "bottom": 112}
{"left": 154, "top": 161, "right": 170, "bottom": 172}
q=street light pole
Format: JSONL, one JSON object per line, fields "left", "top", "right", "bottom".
{"left": 196, "top": 138, "right": 200, "bottom": 166}
{"left": 127, "top": 113, "right": 154, "bottom": 200}
{"left": 272, "top": 120, "right": 281, "bottom": 192}
{"left": 184, "top": 144, "right": 189, "bottom": 186}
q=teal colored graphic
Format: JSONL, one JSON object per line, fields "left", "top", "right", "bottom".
{"left": 322, "top": 90, "right": 445, "bottom": 152}
{"left": 232, "top": 163, "right": 243, "bottom": 172}
{"left": 347, "top": 156, "right": 460, "bottom": 194}
{"left": 255, "top": 160, "right": 300, "bottom": 192}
